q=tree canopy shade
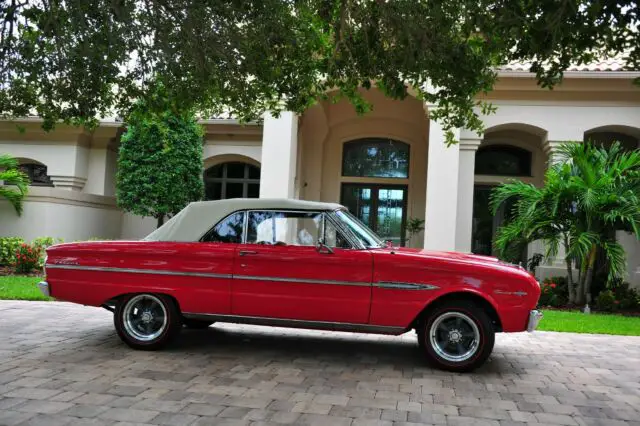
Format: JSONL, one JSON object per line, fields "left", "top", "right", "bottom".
{"left": 1, "top": 1, "right": 638, "bottom": 144}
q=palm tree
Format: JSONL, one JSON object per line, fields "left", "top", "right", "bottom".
{"left": 0, "top": 154, "right": 29, "bottom": 216}
{"left": 491, "top": 174, "right": 578, "bottom": 303}
{"left": 557, "top": 142, "right": 640, "bottom": 304}
{"left": 491, "top": 142, "right": 640, "bottom": 305}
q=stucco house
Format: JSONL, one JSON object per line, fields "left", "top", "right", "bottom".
{"left": 1, "top": 61, "right": 640, "bottom": 287}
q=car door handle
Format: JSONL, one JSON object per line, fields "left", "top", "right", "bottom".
{"left": 239, "top": 250, "right": 258, "bottom": 256}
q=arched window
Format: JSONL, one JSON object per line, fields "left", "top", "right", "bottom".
{"left": 475, "top": 145, "right": 532, "bottom": 177}
{"left": 342, "top": 138, "right": 410, "bottom": 178}
{"left": 18, "top": 162, "right": 53, "bottom": 187}
{"left": 204, "top": 162, "right": 260, "bottom": 200}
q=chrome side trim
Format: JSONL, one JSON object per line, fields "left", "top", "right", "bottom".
{"left": 494, "top": 290, "right": 528, "bottom": 297}
{"left": 182, "top": 312, "right": 407, "bottom": 335}
{"left": 44, "top": 264, "right": 436, "bottom": 291}
{"left": 234, "top": 275, "right": 371, "bottom": 287}
{"left": 375, "top": 281, "right": 440, "bottom": 291}
{"left": 45, "top": 264, "right": 232, "bottom": 279}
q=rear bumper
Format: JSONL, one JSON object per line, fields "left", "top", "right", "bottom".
{"left": 38, "top": 281, "right": 50, "bottom": 297}
{"left": 527, "top": 309, "right": 543, "bottom": 332}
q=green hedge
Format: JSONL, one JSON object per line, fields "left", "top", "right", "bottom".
{"left": 0, "top": 237, "right": 24, "bottom": 266}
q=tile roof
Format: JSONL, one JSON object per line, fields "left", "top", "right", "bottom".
{"left": 501, "top": 57, "right": 630, "bottom": 72}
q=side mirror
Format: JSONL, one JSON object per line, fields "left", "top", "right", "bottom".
{"left": 316, "top": 239, "right": 334, "bottom": 254}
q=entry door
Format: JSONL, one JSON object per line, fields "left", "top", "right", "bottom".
{"left": 472, "top": 185, "right": 526, "bottom": 263}
{"left": 341, "top": 184, "right": 408, "bottom": 246}
{"left": 231, "top": 210, "right": 373, "bottom": 324}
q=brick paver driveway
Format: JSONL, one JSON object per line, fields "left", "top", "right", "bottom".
{"left": 0, "top": 301, "right": 639, "bottom": 426}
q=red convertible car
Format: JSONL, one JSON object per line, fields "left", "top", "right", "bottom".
{"left": 40, "top": 199, "right": 542, "bottom": 371}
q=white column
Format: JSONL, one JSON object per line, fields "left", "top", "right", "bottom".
{"left": 455, "top": 138, "right": 482, "bottom": 252}
{"left": 259, "top": 112, "right": 299, "bottom": 198}
{"left": 84, "top": 148, "right": 109, "bottom": 195}
{"left": 424, "top": 119, "right": 460, "bottom": 251}
{"left": 535, "top": 140, "right": 579, "bottom": 278}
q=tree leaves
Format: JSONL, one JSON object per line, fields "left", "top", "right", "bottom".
{"left": 1, "top": 1, "right": 638, "bottom": 141}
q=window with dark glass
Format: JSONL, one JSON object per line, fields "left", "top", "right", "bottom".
{"left": 342, "top": 138, "right": 409, "bottom": 178}
{"left": 18, "top": 163, "right": 53, "bottom": 187}
{"left": 475, "top": 145, "right": 532, "bottom": 176}
{"left": 200, "top": 211, "right": 245, "bottom": 243}
{"left": 204, "top": 162, "right": 260, "bottom": 200}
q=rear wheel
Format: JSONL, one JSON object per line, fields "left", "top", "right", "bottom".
{"left": 114, "top": 293, "right": 181, "bottom": 350}
{"left": 182, "top": 318, "right": 214, "bottom": 329}
{"left": 418, "top": 300, "right": 494, "bottom": 372}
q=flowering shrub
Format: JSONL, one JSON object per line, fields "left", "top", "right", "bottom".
{"left": 14, "top": 243, "right": 42, "bottom": 274}
{"left": 32, "top": 237, "right": 63, "bottom": 268}
{"left": 538, "top": 277, "right": 568, "bottom": 307}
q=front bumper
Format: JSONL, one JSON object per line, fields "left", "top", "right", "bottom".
{"left": 527, "top": 309, "right": 543, "bottom": 332}
{"left": 37, "top": 281, "right": 50, "bottom": 297}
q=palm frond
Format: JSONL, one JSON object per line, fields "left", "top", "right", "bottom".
{"left": 0, "top": 154, "right": 30, "bottom": 216}
{"left": 601, "top": 241, "right": 627, "bottom": 284}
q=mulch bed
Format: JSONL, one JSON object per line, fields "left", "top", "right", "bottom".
{"left": 0, "top": 266, "right": 42, "bottom": 277}
{"left": 540, "top": 305, "right": 640, "bottom": 317}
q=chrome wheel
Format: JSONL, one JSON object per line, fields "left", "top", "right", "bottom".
{"left": 122, "top": 294, "right": 168, "bottom": 342}
{"left": 429, "top": 312, "right": 480, "bottom": 363}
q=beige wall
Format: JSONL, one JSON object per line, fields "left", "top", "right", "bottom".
{"left": 120, "top": 213, "right": 157, "bottom": 240}
{"left": 300, "top": 89, "right": 429, "bottom": 232}
{"left": 0, "top": 187, "right": 122, "bottom": 241}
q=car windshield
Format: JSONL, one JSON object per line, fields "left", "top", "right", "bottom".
{"left": 334, "top": 209, "right": 385, "bottom": 249}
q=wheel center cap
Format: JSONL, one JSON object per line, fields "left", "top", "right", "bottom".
{"left": 449, "top": 330, "right": 462, "bottom": 343}
{"left": 141, "top": 311, "right": 153, "bottom": 323}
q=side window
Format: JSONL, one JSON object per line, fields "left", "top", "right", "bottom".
{"left": 247, "top": 211, "right": 322, "bottom": 246}
{"left": 201, "top": 211, "right": 245, "bottom": 243}
{"left": 324, "top": 218, "right": 352, "bottom": 249}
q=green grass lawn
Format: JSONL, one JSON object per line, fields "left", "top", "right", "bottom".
{"left": 538, "top": 309, "right": 640, "bottom": 336}
{"left": 0, "top": 275, "right": 51, "bottom": 301}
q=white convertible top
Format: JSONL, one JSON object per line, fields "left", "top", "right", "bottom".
{"left": 144, "top": 198, "right": 344, "bottom": 242}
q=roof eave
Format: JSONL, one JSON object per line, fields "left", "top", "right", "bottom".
{"left": 497, "top": 70, "right": 640, "bottom": 79}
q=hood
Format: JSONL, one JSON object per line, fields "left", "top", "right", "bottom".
{"left": 376, "top": 247, "right": 528, "bottom": 273}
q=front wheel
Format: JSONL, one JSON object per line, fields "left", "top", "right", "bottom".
{"left": 114, "top": 293, "right": 181, "bottom": 350}
{"left": 418, "top": 300, "right": 495, "bottom": 372}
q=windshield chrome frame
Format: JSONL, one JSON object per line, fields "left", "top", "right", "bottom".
{"left": 329, "top": 208, "right": 384, "bottom": 250}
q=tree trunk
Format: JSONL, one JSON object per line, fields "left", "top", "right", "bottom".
{"left": 576, "top": 258, "right": 587, "bottom": 305}
{"left": 576, "top": 245, "right": 597, "bottom": 306}
{"left": 584, "top": 265, "right": 595, "bottom": 304}
{"left": 563, "top": 234, "right": 575, "bottom": 304}
{"left": 566, "top": 257, "right": 575, "bottom": 304}
{"left": 583, "top": 245, "right": 597, "bottom": 304}
{"left": 156, "top": 215, "right": 164, "bottom": 229}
